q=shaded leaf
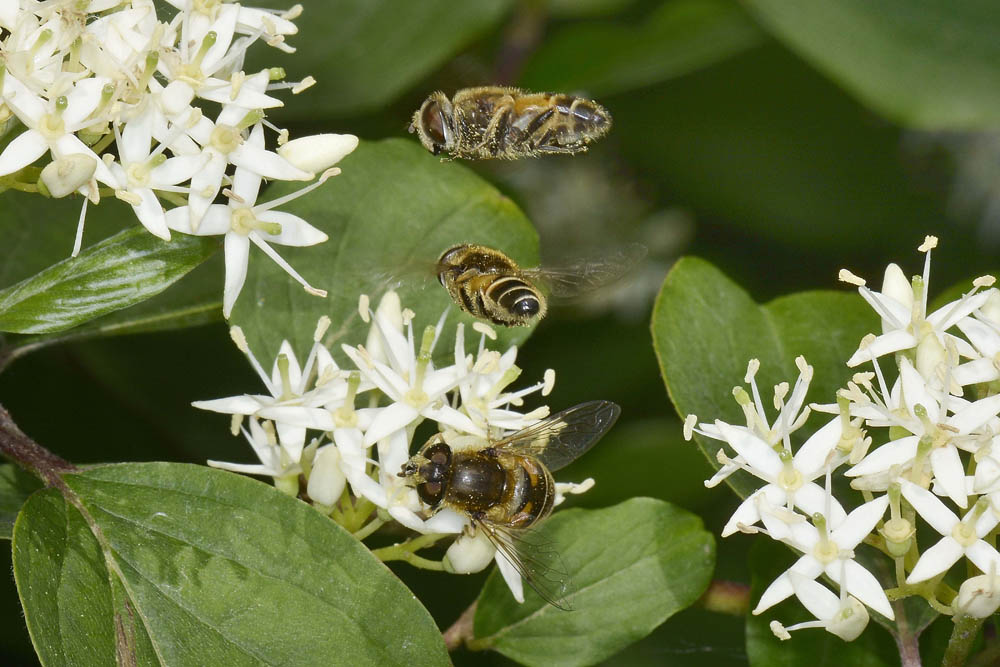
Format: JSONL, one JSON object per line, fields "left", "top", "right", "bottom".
{"left": 473, "top": 497, "right": 714, "bottom": 666}
{"left": 13, "top": 462, "right": 450, "bottom": 665}
{"left": 745, "top": 0, "right": 1000, "bottom": 129}
{"left": 0, "top": 226, "right": 217, "bottom": 334}
{"left": 521, "top": 0, "right": 762, "bottom": 96}
{"left": 651, "top": 257, "right": 876, "bottom": 497}
{"left": 230, "top": 138, "right": 539, "bottom": 367}
{"left": 0, "top": 464, "right": 41, "bottom": 539}
{"left": 610, "top": 45, "right": 947, "bottom": 254}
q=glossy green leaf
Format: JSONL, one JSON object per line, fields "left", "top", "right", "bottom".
{"left": 745, "top": 540, "right": 896, "bottom": 667}
{"left": 230, "top": 138, "right": 539, "bottom": 367}
{"left": 13, "top": 489, "right": 136, "bottom": 666}
{"left": 651, "top": 257, "right": 877, "bottom": 497}
{"left": 255, "top": 0, "right": 513, "bottom": 119}
{"left": 0, "top": 226, "right": 217, "bottom": 334}
{"left": 744, "top": 0, "right": 1000, "bottom": 129}
{"left": 520, "top": 0, "right": 762, "bottom": 96}
{"left": 473, "top": 497, "right": 714, "bottom": 667}
{"left": 13, "top": 462, "right": 450, "bottom": 666}
{"left": 0, "top": 464, "right": 41, "bottom": 539}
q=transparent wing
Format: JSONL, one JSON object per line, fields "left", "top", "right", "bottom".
{"left": 521, "top": 243, "right": 647, "bottom": 299}
{"left": 476, "top": 518, "right": 573, "bottom": 610}
{"left": 368, "top": 252, "right": 439, "bottom": 294}
{"left": 493, "top": 400, "right": 620, "bottom": 472}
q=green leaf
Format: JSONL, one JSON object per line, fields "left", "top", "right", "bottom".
{"left": 610, "top": 44, "right": 948, "bottom": 254}
{"left": 0, "top": 226, "right": 217, "bottom": 334}
{"left": 473, "top": 497, "right": 714, "bottom": 667}
{"left": 744, "top": 0, "right": 1000, "bottom": 129}
{"left": 13, "top": 462, "right": 450, "bottom": 666}
{"left": 651, "top": 257, "right": 877, "bottom": 497}
{"left": 230, "top": 138, "right": 539, "bottom": 367}
{"left": 13, "top": 489, "right": 134, "bottom": 666}
{"left": 0, "top": 464, "right": 41, "bottom": 539}
{"left": 520, "top": 0, "right": 763, "bottom": 96}
{"left": 255, "top": 0, "right": 513, "bottom": 119}
{"left": 745, "top": 540, "right": 897, "bottom": 667}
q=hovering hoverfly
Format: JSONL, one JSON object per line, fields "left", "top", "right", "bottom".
{"left": 435, "top": 243, "right": 646, "bottom": 327}
{"left": 409, "top": 87, "right": 612, "bottom": 160}
{"left": 398, "top": 400, "right": 621, "bottom": 608}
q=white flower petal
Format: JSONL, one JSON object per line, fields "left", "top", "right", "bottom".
{"left": 255, "top": 210, "right": 328, "bottom": 246}
{"left": 192, "top": 395, "right": 264, "bottom": 414}
{"left": 791, "top": 416, "right": 842, "bottom": 478}
{"left": 788, "top": 573, "right": 839, "bottom": 621}
{"left": 827, "top": 560, "right": 894, "bottom": 619}
{"left": 907, "top": 537, "right": 964, "bottom": 583}
{"left": 845, "top": 436, "right": 919, "bottom": 477}
{"left": 949, "top": 394, "right": 1000, "bottom": 435}
{"left": 900, "top": 480, "right": 959, "bottom": 536}
{"left": 831, "top": 495, "right": 888, "bottom": 549}
{"left": 231, "top": 142, "right": 312, "bottom": 181}
{"left": 222, "top": 233, "right": 250, "bottom": 318}
{"left": 846, "top": 329, "right": 916, "bottom": 367}
{"left": 714, "top": 421, "right": 783, "bottom": 480}
{"left": 753, "top": 556, "right": 823, "bottom": 614}
{"left": 930, "top": 446, "right": 969, "bottom": 509}
{"left": 0, "top": 130, "right": 48, "bottom": 176}
{"left": 966, "top": 541, "right": 1000, "bottom": 575}
{"left": 790, "top": 482, "right": 846, "bottom": 525}
{"left": 363, "top": 402, "right": 418, "bottom": 446}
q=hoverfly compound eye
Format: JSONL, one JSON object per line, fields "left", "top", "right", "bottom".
{"left": 420, "top": 99, "right": 449, "bottom": 152}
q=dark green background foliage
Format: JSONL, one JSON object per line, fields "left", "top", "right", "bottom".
{"left": 3, "top": 0, "right": 1000, "bottom": 664}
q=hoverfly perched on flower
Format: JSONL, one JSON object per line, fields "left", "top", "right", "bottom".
{"left": 398, "top": 400, "right": 621, "bottom": 608}
{"left": 434, "top": 243, "right": 646, "bottom": 327}
{"left": 409, "top": 87, "right": 612, "bottom": 160}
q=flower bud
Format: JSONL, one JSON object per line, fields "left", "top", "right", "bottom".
{"left": 306, "top": 445, "right": 346, "bottom": 506}
{"left": 881, "top": 263, "right": 912, "bottom": 313}
{"left": 880, "top": 517, "right": 915, "bottom": 558}
{"left": 827, "top": 596, "right": 869, "bottom": 641}
{"left": 953, "top": 572, "right": 1000, "bottom": 618}
{"left": 915, "top": 332, "right": 946, "bottom": 383}
{"left": 39, "top": 154, "right": 96, "bottom": 198}
{"left": 443, "top": 531, "right": 495, "bottom": 574}
{"left": 278, "top": 134, "right": 358, "bottom": 174}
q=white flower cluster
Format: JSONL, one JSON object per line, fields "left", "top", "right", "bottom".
{"left": 686, "top": 236, "right": 1000, "bottom": 641}
{"left": 195, "top": 291, "right": 591, "bottom": 603}
{"left": 0, "top": 1, "right": 357, "bottom": 316}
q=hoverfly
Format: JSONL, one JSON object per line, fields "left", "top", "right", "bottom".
{"left": 435, "top": 243, "right": 646, "bottom": 327}
{"left": 398, "top": 400, "right": 621, "bottom": 607}
{"left": 409, "top": 87, "right": 612, "bottom": 160}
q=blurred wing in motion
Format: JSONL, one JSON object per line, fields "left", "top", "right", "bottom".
{"left": 493, "top": 400, "right": 621, "bottom": 472}
{"left": 523, "top": 243, "right": 647, "bottom": 299}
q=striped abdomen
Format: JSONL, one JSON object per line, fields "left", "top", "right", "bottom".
{"left": 482, "top": 276, "right": 545, "bottom": 326}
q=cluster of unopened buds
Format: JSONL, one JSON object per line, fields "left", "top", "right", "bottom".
{"left": 685, "top": 236, "right": 1000, "bottom": 641}
{"left": 193, "top": 290, "right": 593, "bottom": 602}
{"left": 0, "top": 0, "right": 357, "bottom": 316}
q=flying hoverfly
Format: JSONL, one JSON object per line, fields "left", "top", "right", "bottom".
{"left": 398, "top": 400, "right": 621, "bottom": 608}
{"left": 409, "top": 86, "right": 612, "bottom": 160}
{"left": 435, "top": 243, "right": 646, "bottom": 327}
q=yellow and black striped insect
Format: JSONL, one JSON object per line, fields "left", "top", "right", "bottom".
{"left": 399, "top": 400, "right": 621, "bottom": 608}
{"left": 409, "top": 87, "right": 612, "bottom": 160}
{"left": 435, "top": 243, "right": 645, "bottom": 327}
